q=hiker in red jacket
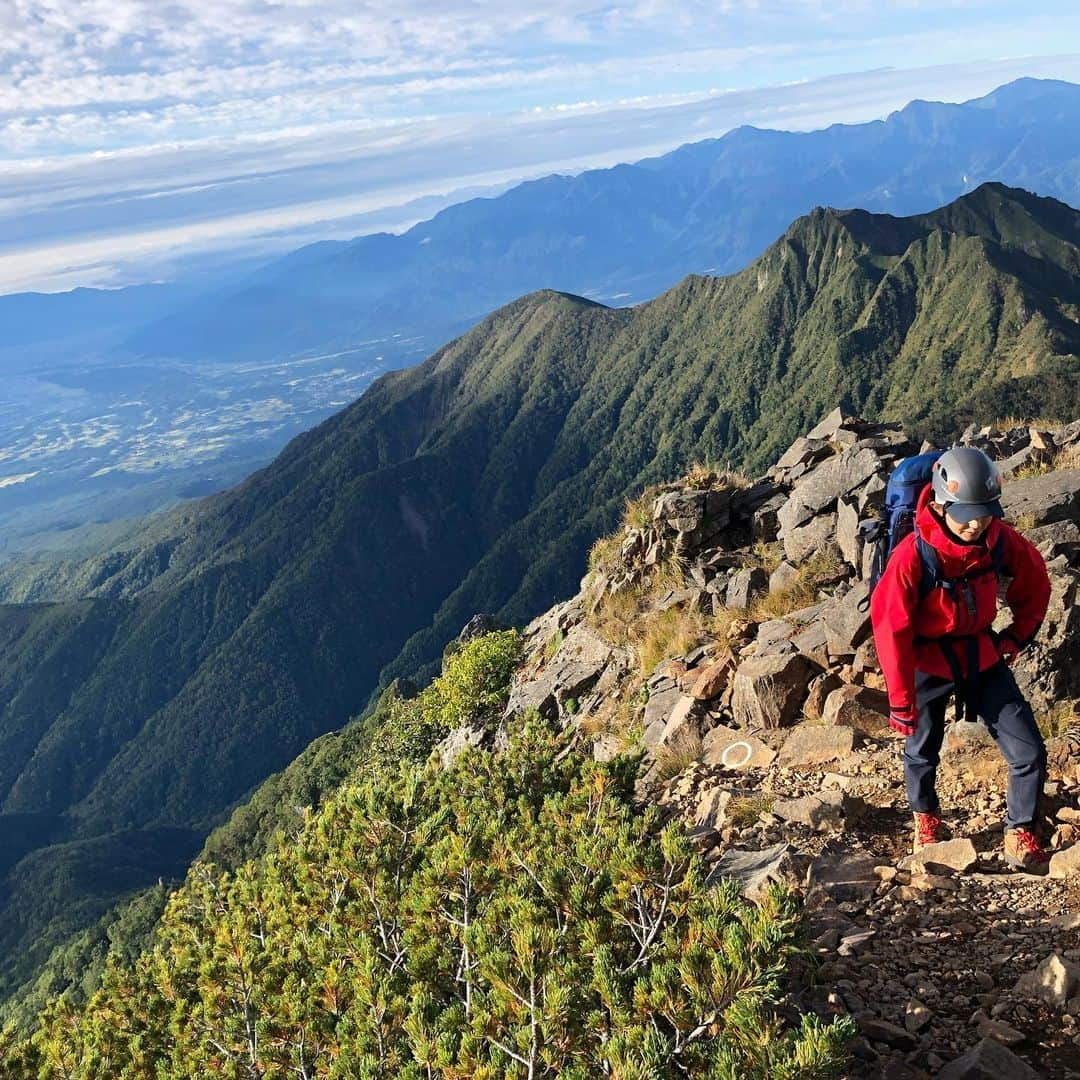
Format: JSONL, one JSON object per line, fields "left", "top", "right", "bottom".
{"left": 870, "top": 447, "right": 1052, "bottom": 873}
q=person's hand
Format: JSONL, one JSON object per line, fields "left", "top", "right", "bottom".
{"left": 997, "top": 635, "right": 1019, "bottom": 667}
{"left": 889, "top": 707, "right": 918, "bottom": 737}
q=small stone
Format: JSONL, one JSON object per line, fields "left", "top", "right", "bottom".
{"left": 1014, "top": 953, "right": 1080, "bottom": 1007}
{"left": 859, "top": 1018, "right": 916, "bottom": 1050}
{"left": 937, "top": 1037, "right": 1041, "bottom": 1080}
{"left": 975, "top": 1016, "right": 1026, "bottom": 1047}
{"left": 1050, "top": 843, "right": 1080, "bottom": 879}
{"left": 905, "top": 838, "right": 978, "bottom": 874}
{"left": 904, "top": 999, "right": 933, "bottom": 1033}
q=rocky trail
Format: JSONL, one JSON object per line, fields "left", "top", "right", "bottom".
{"left": 463, "top": 410, "right": 1080, "bottom": 1078}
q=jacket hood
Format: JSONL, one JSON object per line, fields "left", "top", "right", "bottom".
{"left": 914, "top": 483, "right": 1004, "bottom": 574}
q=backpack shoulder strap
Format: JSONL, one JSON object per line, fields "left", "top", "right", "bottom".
{"left": 915, "top": 535, "right": 940, "bottom": 604}
{"left": 989, "top": 532, "right": 1007, "bottom": 579}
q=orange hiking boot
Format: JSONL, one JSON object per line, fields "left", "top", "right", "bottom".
{"left": 912, "top": 812, "right": 944, "bottom": 853}
{"left": 1004, "top": 828, "right": 1050, "bottom": 875}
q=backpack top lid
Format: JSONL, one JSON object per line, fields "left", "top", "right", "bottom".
{"left": 884, "top": 450, "right": 944, "bottom": 512}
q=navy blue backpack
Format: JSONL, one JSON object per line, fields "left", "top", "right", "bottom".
{"left": 862, "top": 448, "right": 1006, "bottom": 605}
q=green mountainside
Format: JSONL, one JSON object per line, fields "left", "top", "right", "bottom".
{"left": 1, "top": 182, "right": 1080, "bottom": 1013}
{"left": 0, "top": 635, "right": 854, "bottom": 1077}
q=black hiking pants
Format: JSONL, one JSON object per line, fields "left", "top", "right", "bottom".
{"left": 903, "top": 661, "right": 1047, "bottom": 831}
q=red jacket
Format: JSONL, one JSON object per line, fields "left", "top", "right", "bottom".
{"left": 870, "top": 484, "right": 1050, "bottom": 714}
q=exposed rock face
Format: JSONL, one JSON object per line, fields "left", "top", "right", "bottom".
{"left": 731, "top": 653, "right": 816, "bottom": 729}
{"left": 494, "top": 410, "right": 1080, "bottom": 1075}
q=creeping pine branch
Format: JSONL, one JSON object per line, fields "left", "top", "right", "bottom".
{"left": 620, "top": 862, "right": 677, "bottom": 973}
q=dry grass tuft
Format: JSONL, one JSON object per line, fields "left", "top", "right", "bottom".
{"left": 1038, "top": 699, "right": 1080, "bottom": 740}
{"left": 749, "top": 547, "right": 843, "bottom": 622}
{"left": 651, "top": 736, "right": 704, "bottom": 782}
{"left": 726, "top": 794, "right": 775, "bottom": 829}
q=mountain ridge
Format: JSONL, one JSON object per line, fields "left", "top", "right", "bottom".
{"left": 0, "top": 182, "right": 1079, "bottom": 1011}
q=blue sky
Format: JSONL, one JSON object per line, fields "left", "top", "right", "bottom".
{"left": 1, "top": 1, "right": 1079, "bottom": 292}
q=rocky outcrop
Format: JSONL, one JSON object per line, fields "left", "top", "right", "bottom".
{"left": 480, "top": 409, "right": 1080, "bottom": 1079}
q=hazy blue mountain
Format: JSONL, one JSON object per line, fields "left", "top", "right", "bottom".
{"left": 3, "top": 78, "right": 1078, "bottom": 557}
{"left": 128, "top": 77, "right": 1080, "bottom": 363}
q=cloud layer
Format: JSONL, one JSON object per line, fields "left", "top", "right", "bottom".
{"left": 1, "top": 1, "right": 1079, "bottom": 292}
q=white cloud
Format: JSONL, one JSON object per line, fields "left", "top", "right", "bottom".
{"left": 1, "top": 0, "right": 1079, "bottom": 291}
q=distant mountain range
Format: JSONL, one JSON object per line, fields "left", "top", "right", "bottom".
{"left": 1, "top": 181, "right": 1079, "bottom": 1013}
{"left": 126, "top": 76, "right": 1080, "bottom": 362}
{"left": 2, "top": 78, "right": 1079, "bottom": 555}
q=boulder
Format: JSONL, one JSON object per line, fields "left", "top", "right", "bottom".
{"left": 707, "top": 843, "right": 801, "bottom": 902}
{"left": 1014, "top": 953, "right": 1080, "bottom": 1007}
{"left": 730, "top": 653, "right": 814, "bottom": 729}
{"left": 785, "top": 446, "right": 882, "bottom": 520}
{"left": 806, "top": 407, "right": 845, "bottom": 441}
{"left": 645, "top": 694, "right": 704, "bottom": 754}
{"left": 937, "top": 1038, "right": 1041, "bottom": 1080}
{"left": 1000, "top": 468, "right": 1080, "bottom": 528}
{"left": 822, "top": 684, "right": 889, "bottom": 734}
{"left": 822, "top": 581, "right": 872, "bottom": 657}
{"left": 726, "top": 567, "right": 769, "bottom": 609}
{"left": 772, "top": 790, "right": 850, "bottom": 831}
{"left": 778, "top": 724, "right": 859, "bottom": 767}
{"left": 701, "top": 727, "right": 777, "bottom": 770}
{"left": 689, "top": 656, "right": 735, "bottom": 701}
{"left": 781, "top": 515, "right": 838, "bottom": 564}
{"left": 774, "top": 436, "right": 833, "bottom": 472}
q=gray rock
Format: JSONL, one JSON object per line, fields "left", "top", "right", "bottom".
{"left": 730, "top": 653, "right": 814, "bottom": 729}
{"left": 822, "top": 581, "right": 872, "bottom": 657}
{"left": 752, "top": 493, "right": 787, "bottom": 542}
{"left": 701, "top": 726, "right": 777, "bottom": 770}
{"left": 937, "top": 1037, "right": 1042, "bottom": 1080}
{"left": 807, "top": 845, "right": 879, "bottom": 901}
{"left": 707, "top": 842, "right": 800, "bottom": 902}
{"left": 768, "top": 560, "right": 800, "bottom": 593}
{"left": 774, "top": 436, "right": 833, "bottom": 471}
{"left": 644, "top": 693, "right": 704, "bottom": 754}
{"left": 435, "top": 724, "right": 489, "bottom": 768}
{"left": 806, "top": 407, "right": 846, "bottom": 441}
{"left": 822, "top": 684, "right": 889, "bottom": 735}
{"left": 1014, "top": 953, "right": 1080, "bottom": 1007}
{"left": 642, "top": 685, "right": 684, "bottom": 745}
{"left": 508, "top": 623, "right": 621, "bottom": 719}
{"left": 782, "top": 515, "right": 839, "bottom": 564}
{"left": 772, "top": 789, "right": 849, "bottom": 830}
{"left": 1000, "top": 468, "right": 1080, "bottom": 528}
{"left": 777, "top": 724, "right": 859, "bottom": 767}
{"left": 859, "top": 1019, "right": 916, "bottom": 1051}
{"left": 726, "top": 567, "right": 769, "bottom": 609}
{"left": 836, "top": 496, "right": 862, "bottom": 570}
{"left": 790, "top": 621, "right": 830, "bottom": 665}
{"left": 787, "top": 446, "right": 883, "bottom": 519}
